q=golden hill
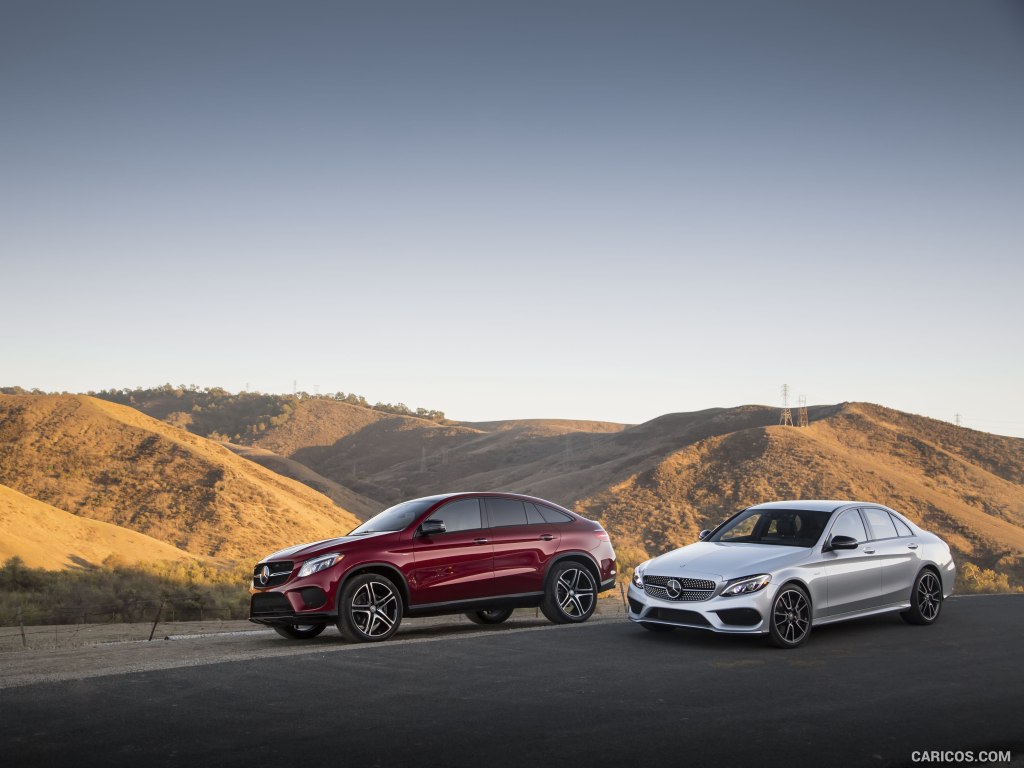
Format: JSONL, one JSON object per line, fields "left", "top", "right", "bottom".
{"left": 574, "top": 403, "right": 1024, "bottom": 580}
{"left": 0, "top": 395, "right": 361, "bottom": 562}
{"left": 0, "top": 483, "right": 196, "bottom": 570}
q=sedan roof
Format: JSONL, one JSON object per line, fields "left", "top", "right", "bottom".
{"left": 747, "top": 500, "right": 866, "bottom": 513}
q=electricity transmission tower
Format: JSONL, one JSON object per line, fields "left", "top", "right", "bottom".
{"left": 797, "top": 395, "right": 809, "bottom": 427}
{"left": 779, "top": 384, "right": 794, "bottom": 427}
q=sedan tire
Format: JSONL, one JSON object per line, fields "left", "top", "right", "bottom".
{"left": 901, "top": 569, "right": 943, "bottom": 625}
{"left": 768, "top": 584, "right": 812, "bottom": 649}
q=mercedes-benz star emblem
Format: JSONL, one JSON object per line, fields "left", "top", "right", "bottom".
{"left": 666, "top": 578, "right": 683, "bottom": 599}
{"left": 259, "top": 565, "right": 270, "bottom": 586}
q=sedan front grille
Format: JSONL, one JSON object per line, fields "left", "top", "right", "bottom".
{"left": 645, "top": 608, "right": 711, "bottom": 627}
{"left": 252, "top": 560, "right": 294, "bottom": 588}
{"left": 643, "top": 575, "right": 716, "bottom": 602}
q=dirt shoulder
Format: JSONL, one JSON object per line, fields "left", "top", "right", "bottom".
{"left": 0, "top": 598, "right": 628, "bottom": 690}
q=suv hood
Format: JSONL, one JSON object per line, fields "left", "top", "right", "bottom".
{"left": 261, "top": 531, "right": 391, "bottom": 563}
{"left": 647, "top": 541, "right": 809, "bottom": 579}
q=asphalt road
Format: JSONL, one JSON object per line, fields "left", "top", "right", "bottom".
{"left": 2, "top": 595, "right": 1022, "bottom": 768}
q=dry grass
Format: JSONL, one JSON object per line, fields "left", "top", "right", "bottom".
{"left": 0, "top": 484, "right": 195, "bottom": 570}
{"left": 0, "top": 395, "right": 361, "bottom": 563}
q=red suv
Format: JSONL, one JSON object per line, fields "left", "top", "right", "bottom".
{"left": 249, "top": 492, "right": 618, "bottom": 642}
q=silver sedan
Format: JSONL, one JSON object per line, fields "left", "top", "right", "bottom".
{"left": 627, "top": 500, "right": 956, "bottom": 648}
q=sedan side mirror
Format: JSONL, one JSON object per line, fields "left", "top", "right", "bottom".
{"left": 827, "top": 535, "right": 859, "bottom": 551}
{"left": 420, "top": 519, "right": 447, "bottom": 536}
{"left": 698, "top": 530, "right": 711, "bottom": 541}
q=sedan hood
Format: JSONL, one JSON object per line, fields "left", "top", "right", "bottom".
{"left": 647, "top": 542, "right": 809, "bottom": 580}
{"left": 261, "top": 531, "right": 391, "bottom": 562}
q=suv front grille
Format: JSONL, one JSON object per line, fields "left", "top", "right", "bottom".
{"left": 643, "top": 575, "right": 716, "bottom": 602}
{"left": 250, "top": 593, "right": 293, "bottom": 617}
{"left": 252, "top": 560, "right": 294, "bottom": 589}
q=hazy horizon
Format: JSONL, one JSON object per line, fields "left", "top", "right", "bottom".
{"left": 3, "top": 2, "right": 1022, "bottom": 437}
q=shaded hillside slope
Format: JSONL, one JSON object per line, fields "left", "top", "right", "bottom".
{"left": 220, "top": 442, "right": 382, "bottom": 520}
{"left": 248, "top": 401, "right": 631, "bottom": 502}
{"left": 0, "top": 395, "right": 361, "bottom": 561}
{"left": 0, "top": 484, "right": 197, "bottom": 570}
{"left": 338, "top": 405, "right": 836, "bottom": 507}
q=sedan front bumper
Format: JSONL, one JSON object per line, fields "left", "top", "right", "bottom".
{"left": 627, "top": 579, "right": 774, "bottom": 634}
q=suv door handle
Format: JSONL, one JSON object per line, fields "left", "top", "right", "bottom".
{"left": 863, "top": 548, "right": 876, "bottom": 554}
{"left": 539, "top": 534, "right": 554, "bottom": 541}
{"left": 907, "top": 543, "right": 919, "bottom": 550}
{"left": 473, "top": 538, "right": 489, "bottom": 545}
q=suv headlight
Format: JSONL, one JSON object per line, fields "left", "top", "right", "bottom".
{"left": 721, "top": 574, "right": 771, "bottom": 597}
{"left": 632, "top": 560, "right": 652, "bottom": 588}
{"left": 297, "top": 553, "right": 344, "bottom": 578}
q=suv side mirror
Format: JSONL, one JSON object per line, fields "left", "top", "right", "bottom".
{"left": 698, "top": 530, "right": 711, "bottom": 541}
{"left": 420, "top": 519, "right": 446, "bottom": 536}
{"left": 826, "top": 535, "right": 859, "bottom": 551}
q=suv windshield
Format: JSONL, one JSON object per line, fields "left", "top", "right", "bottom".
{"left": 708, "top": 508, "right": 831, "bottom": 548}
{"left": 349, "top": 498, "right": 437, "bottom": 536}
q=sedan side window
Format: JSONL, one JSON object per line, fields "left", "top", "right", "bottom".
{"left": 829, "top": 510, "right": 867, "bottom": 543}
{"left": 430, "top": 499, "right": 482, "bottom": 533}
{"left": 862, "top": 507, "right": 899, "bottom": 541}
{"left": 891, "top": 514, "right": 914, "bottom": 537}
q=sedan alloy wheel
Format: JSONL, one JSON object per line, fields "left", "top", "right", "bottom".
{"left": 902, "top": 569, "right": 943, "bottom": 625}
{"left": 769, "top": 585, "right": 811, "bottom": 649}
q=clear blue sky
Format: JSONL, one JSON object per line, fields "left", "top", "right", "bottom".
{"left": 2, "top": 1, "right": 1022, "bottom": 436}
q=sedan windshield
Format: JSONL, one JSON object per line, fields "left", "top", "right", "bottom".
{"left": 708, "top": 508, "right": 832, "bottom": 548}
{"left": 349, "top": 498, "right": 436, "bottom": 536}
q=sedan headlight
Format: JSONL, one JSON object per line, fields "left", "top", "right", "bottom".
{"left": 632, "top": 560, "right": 652, "bottom": 588}
{"left": 297, "top": 553, "right": 344, "bottom": 578}
{"left": 721, "top": 574, "right": 771, "bottom": 597}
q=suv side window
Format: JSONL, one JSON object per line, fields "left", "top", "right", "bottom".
{"left": 829, "top": 509, "right": 868, "bottom": 543}
{"left": 862, "top": 507, "right": 899, "bottom": 540}
{"left": 486, "top": 498, "right": 528, "bottom": 528}
{"left": 537, "top": 504, "right": 573, "bottom": 524}
{"left": 524, "top": 503, "right": 546, "bottom": 525}
{"left": 430, "top": 498, "right": 482, "bottom": 533}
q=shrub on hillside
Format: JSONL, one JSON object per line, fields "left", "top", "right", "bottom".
{"left": 958, "top": 562, "right": 1022, "bottom": 594}
{"left": 0, "top": 557, "right": 251, "bottom": 626}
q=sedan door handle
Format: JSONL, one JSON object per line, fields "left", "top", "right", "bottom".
{"left": 863, "top": 548, "right": 876, "bottom": 554}
{"left": 539, "top": 534, "right": 554, "bottom": 541}
{"left": 907, "top": 543, "right": 919, "bottom": 550}
{"left": 473, "top": 538, "right": 489, "bottom": 545}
